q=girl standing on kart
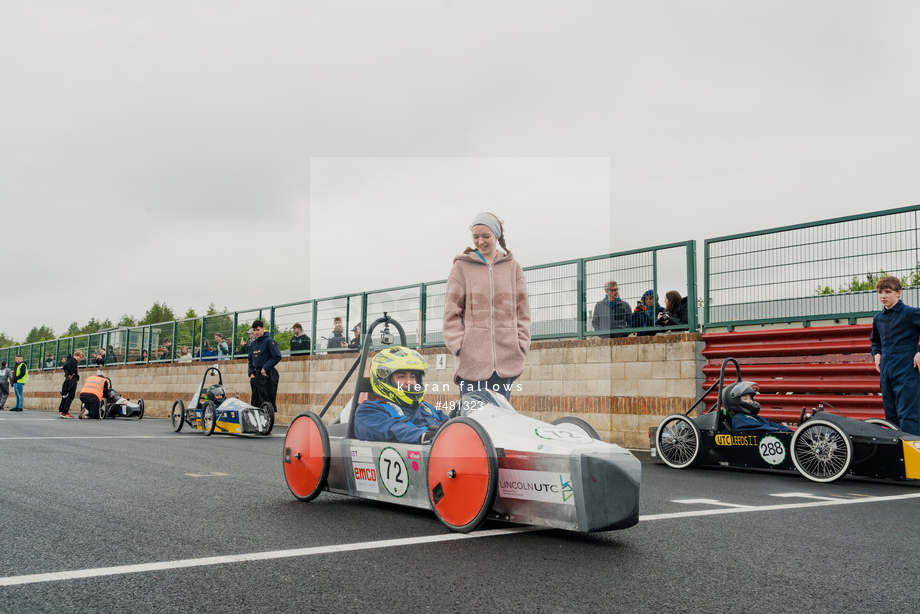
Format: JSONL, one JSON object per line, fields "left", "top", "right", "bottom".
{"left": 443, "top": 212, "right": 531, "bottom": 400}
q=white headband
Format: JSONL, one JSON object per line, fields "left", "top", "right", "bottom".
{"left": 469, "top": 212, "right": 501, "bottom": 239}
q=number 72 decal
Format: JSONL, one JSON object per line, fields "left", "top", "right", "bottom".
{"left": 379, "top": 447, "right": 409, "bottom": 497}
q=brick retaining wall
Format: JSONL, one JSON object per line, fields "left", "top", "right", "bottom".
{"left": 19, "top": 333, "right": 703, "bottom": 449}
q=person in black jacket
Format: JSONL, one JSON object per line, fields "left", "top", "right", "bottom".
{"left": 289, "top": 323, "right": 311, "bottom": 355}
{"left": 248, "top": 320, "right": 282, "bottom": 409}
{"left": 58, "top": 350, "right": 84, "bottom": 418}
{"left": 346, "top": 322, "right": 362, "bottom": 351}
{"left": 657, "top": 290, "right": 689, "bottom": 327}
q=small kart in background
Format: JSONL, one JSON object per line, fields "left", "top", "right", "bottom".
{"left": 170, "top": 366, "right": 274, "bottom": 436}
{"left": 100, "top": 389, "right": 144, "bottom": 420}
{"left": 282, "top": 314, "right": 641, "bottom": 534}
{"left": 650, "top": 358, "right": 920, "bottom": 483}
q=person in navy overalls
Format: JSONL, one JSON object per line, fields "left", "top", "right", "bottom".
{"left": 870, "top": 275, "right": 920, "bottom": 436}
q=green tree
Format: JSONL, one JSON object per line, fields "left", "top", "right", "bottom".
{"left": 25, "top": 325, "right": 56, "bottom": 344}
{"left": 0, "top": 331, "right": 17, "bottom": 347}
{"left": 184, "top": 307, "right": 198, "bottom": 320}
{"left": 140, "top": 301, "right": 176, "bottom": 326}
{"left": 78, "top": 317, "right": 111, "bottom": 335}
{"left": 65, "top": 321, "right": 81, "bottom": 337}
{"left": 118, "top": 313, "right": 137, "bottom": 327}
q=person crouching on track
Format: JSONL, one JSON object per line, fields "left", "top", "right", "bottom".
{"left": 354, "top": 346, "right": 449, "bottom": 444}
{"left": 248, "top": 319, "right": 282, "bottom": 410}
{"left": 79, "top": 373, "right": 112, "bottom": 419}
{"left": 723, "top": 381, "right": 790, "bottom": 432}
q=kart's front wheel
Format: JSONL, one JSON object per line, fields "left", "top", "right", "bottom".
{"left": 427, "top": 417, "right": 498, "bottom": 533}
{"left": 202, "top": 401, "right": 217, "bottom": 436}
{"left": 137, "top": 399, "right": 145, "bottom": 420}
{"left": 260, "top": 402, "right": 275, "bottom": 436}
{"left": 655, "top": 414, "right": 701, "bottom": 469}
{"left": 283, "top": 411, "right": 330, "bottom": 502}
{"left": 552, "top": 416, "right": 601, "bottom": 440}
{"left": 791, "top": 419, "right": 852, "bottom": 483}
{"left": 171, "top": 400, "right": 184, "bottom": 432}
{"left": 98, "top": 398, "right": 108, "bottom": 420}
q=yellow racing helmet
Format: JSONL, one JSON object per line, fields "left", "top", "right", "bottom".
{"left": 370, "top": 346, "right": 429, "bottom": 409}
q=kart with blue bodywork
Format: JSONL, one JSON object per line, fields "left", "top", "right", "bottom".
{"left": 170, "top": 366, "right": 274, "bottom": 436}
{"left": 282, "top": 314, "right": 641, "bottom": 533}
{"left": 650, "top": 358, "right": 920, "bottom": 483}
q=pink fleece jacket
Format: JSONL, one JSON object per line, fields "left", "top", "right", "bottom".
{"left": 442, "top": 251, "right": 531, "bottom": 383}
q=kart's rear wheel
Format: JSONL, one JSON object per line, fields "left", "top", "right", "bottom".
{"left": 655, "top": 414, "right": 701, "bottom": 469}
{"left": 137, "top": 399, "right": 145, "bottom": 420}
{"left": 865, "top": 418, "right": 898, "bottom": 430}
{"left": 171, "top": 400, "right": 184, "bottom": 432}
{"left": 552, "top": 416, "right": 601, "bottom": 440}
{"left": 99, "top": 398, "right": 108, "bottom": 420}
{"left": 426, "top": 417, "right": 497, "bottom": 533}
{"left": 283, "top": 411, "right": 330, "bottom": 502}
{"left": 260, "top": 402, "right": 275, "bottom": 436}
{"left": 202, "top": 401, "right": 217, "bottom": 436}
{"left": 791, "top": 419, "right": 852, "bottom": 483}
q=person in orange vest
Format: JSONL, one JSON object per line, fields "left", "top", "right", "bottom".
{"left": 79, "top": 373, "right": 112, "bottom": 420}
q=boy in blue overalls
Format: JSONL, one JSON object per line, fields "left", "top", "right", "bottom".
{"left": 870, "top": 275, "right": 920, "bottom": 436}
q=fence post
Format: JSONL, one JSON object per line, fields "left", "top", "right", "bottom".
{"left": 577, "top": 259, "right": 585, "bottom": 340}
{"left": 686, "top": 240, "right": 698, "bottom": 332}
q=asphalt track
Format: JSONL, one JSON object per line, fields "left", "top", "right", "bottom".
{"left": 1, "top": 410, "right": 917, "bottom": 613}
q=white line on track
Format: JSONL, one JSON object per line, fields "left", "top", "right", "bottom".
{"left": 770, "top": 492, "right": 839, "bottom": 501}
{"left": 672, "top": 498, "right": 754, "bottom": 509}
{"left": 0, "top": 527, "right": 540, "bottom": 587}
{"left": 0, "top": 435, "right": 191, "bottom": 440}
{"left": 2, "top": 491, "right": 919, "bottom": 587}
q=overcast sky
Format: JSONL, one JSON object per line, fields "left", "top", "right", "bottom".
{"left": 2, "top": 1, "right": 919, "bottom": 342}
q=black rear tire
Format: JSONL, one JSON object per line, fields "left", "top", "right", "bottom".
{"left": 655, "top": 414, "right": 701, "bottom": 469}
{"left": 171, "top": 400, "right": 184, "bottom": 432}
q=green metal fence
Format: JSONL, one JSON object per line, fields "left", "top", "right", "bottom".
{"left": 2, "top": 241, "right": 698, "bottom": 368}
{"left": 705, "top": 204, "right": 920, "bottom": 328}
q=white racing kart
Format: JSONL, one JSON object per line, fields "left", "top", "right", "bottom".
{"left": 282, "top": 315, "right": 641, "bottom": 533}
{"left": 99, "top": 389, "right": 145, "bottom": 420}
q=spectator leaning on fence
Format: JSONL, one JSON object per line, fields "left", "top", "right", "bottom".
{"left": 631, "top": 290, "right": 663, "bottom": 336}
{"left": 592, "top": 280, "right": 631, "bottom": 338}
{"left": 443, "top": 212, "right": 531, "bottom": 400}
{"left": 657, "top": 290, "right": 689, "bottom": 327}
{"left": 870, "top": 275, "right": 920, "bottom": 436}
{"left": 326, "top": 317, "right": 348, "bottom": 350}
{"left": 290, "top": 323, "right": 311, "bottom": 355}
{"left": 215, "top": 333, "right": 231, "bottom": 360}
{"left": 248, "top": 319, "right": 282, "bottom": 410}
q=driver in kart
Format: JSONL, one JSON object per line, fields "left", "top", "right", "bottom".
{"left": 206, "top": 384, "right": 227, "bottom": 407}
{"left": 354, "top": 346, "right": 449, "bottom": 444}
{"left": 724, "top": 381, "right": 790, "bottom": 432}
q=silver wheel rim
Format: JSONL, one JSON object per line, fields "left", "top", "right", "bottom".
{"left": 794, "top": 424, "right": 848, "bottom": 479}
{"left": 659, "top": 418, "right": 698, "bottom": 467}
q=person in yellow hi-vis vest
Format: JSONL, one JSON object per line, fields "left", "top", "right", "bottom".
{"left": 79, "top": 373, "right": 111, "bottom": 420}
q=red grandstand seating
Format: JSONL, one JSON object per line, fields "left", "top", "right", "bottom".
{"left": 701, "top": 324, "right": 881, "bottom": 423}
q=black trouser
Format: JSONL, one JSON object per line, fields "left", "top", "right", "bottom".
{"left": 250, "top": 368, "right": 279, "bottom": 409}
{"left": 79, "top": 393, "right": 101, "bottom": 419}
{"left": 59, "top": 376, "right": 78, "bottom": 414}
